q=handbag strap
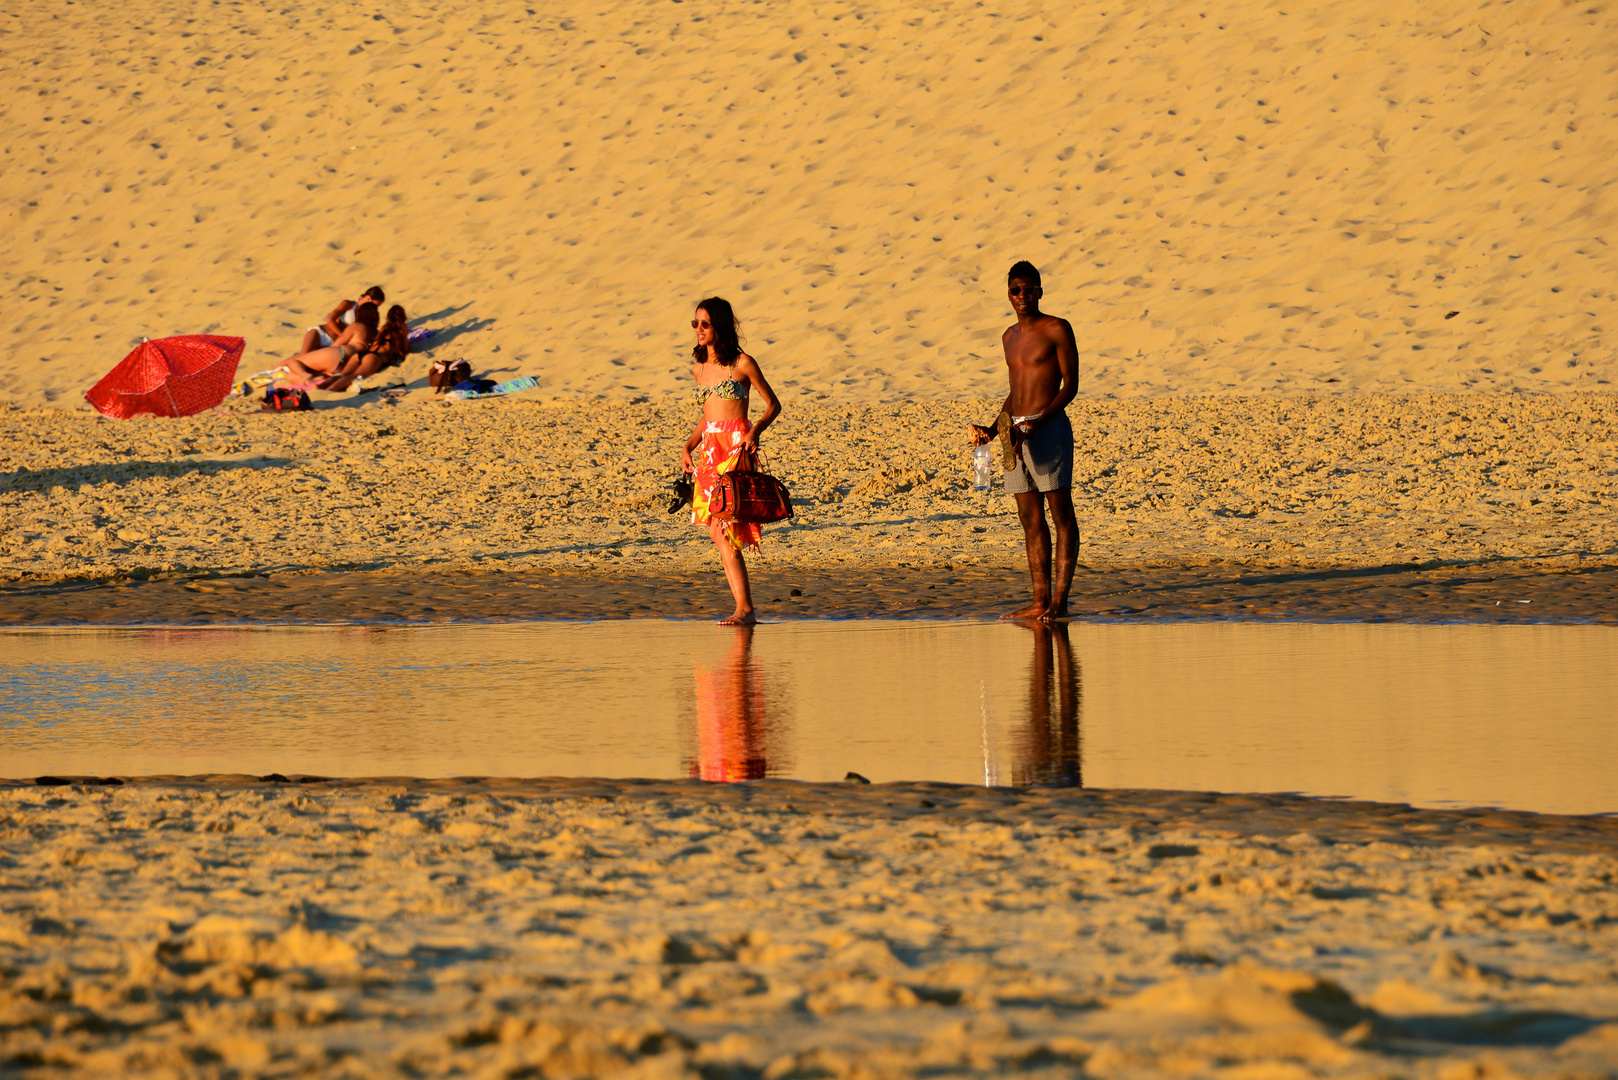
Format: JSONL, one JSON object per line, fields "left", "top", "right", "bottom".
{"left": 729, "top": 439, "right": 774, "bottom": 473}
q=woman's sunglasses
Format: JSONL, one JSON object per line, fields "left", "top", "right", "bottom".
{"left": 691, "top": 319, "right": 712, "bottom": 329}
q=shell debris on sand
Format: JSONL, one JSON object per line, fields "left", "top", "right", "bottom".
{"left": 2, "top": 778, "right": 1617, "bottom": 1077}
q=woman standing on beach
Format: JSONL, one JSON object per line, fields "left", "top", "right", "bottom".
{"left": 680, "top": 297, "right": 782, "bottom": 627}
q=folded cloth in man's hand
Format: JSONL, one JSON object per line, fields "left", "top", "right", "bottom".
{"left": 994, "top": 410, "right": 1020, "bottom": 469}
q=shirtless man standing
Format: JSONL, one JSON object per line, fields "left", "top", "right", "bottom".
{"left": 968, "top": 261, "right": 1080, "bottom": 621}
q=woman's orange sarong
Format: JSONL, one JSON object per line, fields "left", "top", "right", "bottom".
{"left": 692, "top": 418, "right": 763, "bottom": 551}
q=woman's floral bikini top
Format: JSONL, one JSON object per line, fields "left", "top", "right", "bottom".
{"left": 693, "top": 377, "right": 749, "bottom": 402}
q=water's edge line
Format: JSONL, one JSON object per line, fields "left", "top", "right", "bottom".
{"left": 4, "top": 775, "right": 1614, "bottom": 830}
{"left": 3, "top": 614, "right": 1614, "bottom": 632}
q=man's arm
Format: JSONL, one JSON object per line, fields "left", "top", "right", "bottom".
{"left": 970, "top": 326, "right": 1019, "bottom": 444}
{"left": 1046, "top": 318, "right": 1079, "bottom": 415}
{"left": 969, "top": 393, "right": 1012, "bottom": 445}
{"left": 322, "top": 300, "right": 354, "bottom": 339}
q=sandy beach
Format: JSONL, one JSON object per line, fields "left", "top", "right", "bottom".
{"left": 3, "top": 0, "right": 1616, "bottom": 406}
{"left": 5, "top": 0, "right": 1618, "bottom": 1073}
{"left": 2, "top": 394, "right": 1615, "bottom": 618}
{"left": 3, "top": 777, "right": 1618, "bottom": 1078}
{"left": 3, "top": 0, "right": 1615, "bottom": 607}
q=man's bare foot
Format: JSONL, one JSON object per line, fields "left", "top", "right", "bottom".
{"left": 718, "top": 610, "right": 757, "bottom": 627}
{"left": 1000, "top": 600, "right": 1050, "bottom": 621}
{"left": 1039, "top": 600, "right": 1071, "bottom": 623}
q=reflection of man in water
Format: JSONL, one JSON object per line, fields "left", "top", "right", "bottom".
{"left": 1013, "top": 622, "right": 1082, "bottom": 787}
{"left": 690, "top": 626, "right": 773, "bottom": 782}
{"left": 968, "top": 261, "right": 1081, "bottom": 621}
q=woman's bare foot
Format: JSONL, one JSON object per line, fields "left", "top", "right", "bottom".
{"left": 1039, "top": 600, "right": 1071, "bottom": 622}
{"left": 718, "top": 610, "right": 757, "bottom": 627}
{"left": 1001, "top": 600, "right": 1050, "bottom": 621}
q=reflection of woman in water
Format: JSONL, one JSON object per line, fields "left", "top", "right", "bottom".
{"left": 1013, "top": 622, "right": 1082, "bottom": 787}
{"left": 679, "top": 297, "right": 782, "bottom": 627}
{"left": 690, "top": 625, "right": 774, "bottom": 782}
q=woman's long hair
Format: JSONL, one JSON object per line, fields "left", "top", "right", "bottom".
{"left": 373, "top": 304, "right": 409, "bottom": 357}
{"left": 693, "top": 297, "right": 742, "bottom": 367}
{"left": 353, "top": 302, "right": 380, "bottom": 331}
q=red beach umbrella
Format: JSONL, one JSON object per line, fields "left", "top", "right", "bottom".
{"left": 84, "top": 335, "right": 245, "bottom": 419}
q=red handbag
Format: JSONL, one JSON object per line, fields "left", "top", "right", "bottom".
{"left": 710, "top": 449, "right": 793, "bottom": 525}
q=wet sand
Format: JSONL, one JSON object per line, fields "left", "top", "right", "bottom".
{"left": 4, "top": 561, "right": 1618, "bottom": 626}
{"left": 3, "top": 776, "right": 1616, "bottom": 1078}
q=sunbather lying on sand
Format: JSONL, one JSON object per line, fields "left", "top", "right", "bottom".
{"left": 319, "top": 305, "right": 412, "bottom": 392}
{"left": 300, "top": 285, "right": 385, "bottom": 353}
{"left": 282, "top": 303, "right": 378, "bottom": 382}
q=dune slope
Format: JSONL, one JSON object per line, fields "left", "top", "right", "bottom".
{"left": 2, "top": 0, "right": 1615, "bottom": 407}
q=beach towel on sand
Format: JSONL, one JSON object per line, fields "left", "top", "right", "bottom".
{"left": 240, "top": 366, "right": 290, "bottom": 396}
{"left": 447, "top": 376, "right": 539, "bottom": 400}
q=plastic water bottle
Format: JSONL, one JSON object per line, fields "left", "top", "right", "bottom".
{"left": 973, "top": 444, "right": 994, "bottom": 491}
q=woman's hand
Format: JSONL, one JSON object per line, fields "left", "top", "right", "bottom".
{"left": 680, "top": 446, "right": 695, "bottom": 474}
{"left": 741, "top": 426, "right": 761, "bottom": 455}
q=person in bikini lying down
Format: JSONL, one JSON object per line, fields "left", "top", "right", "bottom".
{"left": 300, "top": 285, "right": 385, "bottom": 354}
{"left": 282, "top": 302, "right": 378, "bottom": 382}
{"left": 679, "top": 296, "right": 782, "bottom": 627}
{"left": 318, "top": 304, "right": 412, "bottom": 391}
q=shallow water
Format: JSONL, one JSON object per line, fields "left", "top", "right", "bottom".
{"left": 1, "top": 621, "right": 1614, "bottom": 814}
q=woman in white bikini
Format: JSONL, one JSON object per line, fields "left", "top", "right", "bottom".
{"left": 300, "top": 285, "right": 384, "bottom": 353}
{"left": 281, "top": 303, "right": 378, "bottom": 383}
{"left": 679, "top": 297, "right": 782, "bottom": 627}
